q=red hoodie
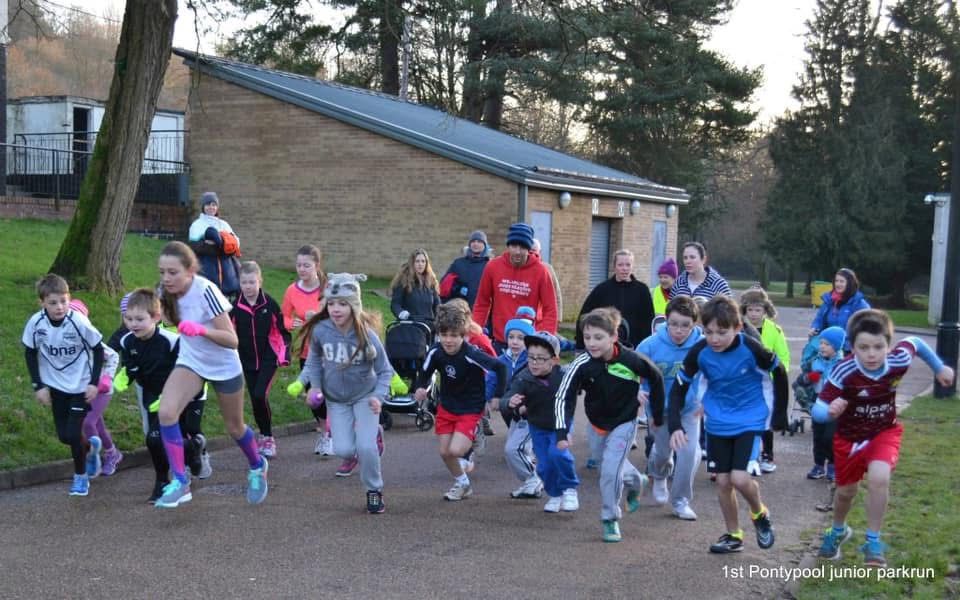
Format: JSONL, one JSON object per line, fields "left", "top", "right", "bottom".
{"left": 472, "top": 252, "right": 558, "bottom": 343}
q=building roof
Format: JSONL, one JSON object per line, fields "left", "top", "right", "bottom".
{"left": 173, "top": 49, "right": 688, "bottom": 204}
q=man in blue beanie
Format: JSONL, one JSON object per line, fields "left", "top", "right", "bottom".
{"left": 472, "top": 223, "right": 559, "bottom": 352}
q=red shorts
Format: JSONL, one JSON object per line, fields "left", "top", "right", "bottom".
{"left": 434, "top": 406, "right": 482, "bottom": 440}
{"left": 833, "top": 423, "right": 903, "bottom": 487}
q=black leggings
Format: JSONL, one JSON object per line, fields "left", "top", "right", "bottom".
{"left": 761, "top": 430, "right": 774, "bottom": 461}
{"left": 51, "top": 389, "right": 89, "bottom": 475}
{"left": 144, "top": 396, "right": 205, "bottom": 482}
{"left": 244, "top": 364, "right": 278, "bottom": 437}
{"left": 812, "top": 420, "right": 837, "bottom": 466}
{"left": 300, "top": 358, "right": 326, "bottom": 421}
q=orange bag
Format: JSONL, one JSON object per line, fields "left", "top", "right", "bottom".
{"left": 221, "top": 230, "right": 241, "bottom": 256}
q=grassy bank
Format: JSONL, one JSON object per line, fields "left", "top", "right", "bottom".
{"left": 0, "top": 218, "right": 390, "bottom": 471}
{"left": 797, "top": 395, "right": 960, "bottom": 599}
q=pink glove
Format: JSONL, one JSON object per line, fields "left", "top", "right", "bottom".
{"left": 307, "top": 389, "right": 325, "bottom": 410}
{"left": 97, "top": 375, "right": 113, "bottom": 394}
{"left": 178, "top": 320, "right": 207, "bottom": 337}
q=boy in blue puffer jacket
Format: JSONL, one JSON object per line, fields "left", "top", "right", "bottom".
{"left": 799, "top": 326, "right": 845, "bottom": 480}
{"left": 636, "top": 296, "right": 703, "bottom": 521}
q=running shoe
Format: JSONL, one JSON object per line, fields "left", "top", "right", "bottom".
{"left": 261, "top": 436, "right": 277, "bottom": 458}
{"left": 510, "top": 476, "right": 543, "bottom": 499}
{"left": 753, "top": 510, "right": 775, "bottom": 549}
{"left": 85, "top": 436, "right": 102, "bottom": 478}
{"left": 709, "top": 533, "right": 743, "bottom": 553}
{"left": 561, "top": 489, "right": 579, "bottom": 512}
{"left": 101, "top": 446, "right": 123, "bottom": 476}
{"left": 652, "top": 478, "right": 669, "bottom": 505}
{"left": 672, "top": 500, "right": 697, "bottom": 521}
{"left": 336, "top": 456, "right": 358, "bottom": 477}
{"left": 155, "top": 479, "right": 192, "bottom": 508}
{"left": 806, "top": 465, "right": 826, "bottom": 480}
{"left": 69, "top": 474, "right": 89, "bottom": 497}
{"left": 443, "top": 481, "right": 472, "bottom": 501}
{"left": 147, "top": 480, "right": 167, "bottom": 505}
{"left": 366, "top": 490, "right": 385, "bottom": 514}
{"left": 543, "top": 496, "right": 562, "bottom": 513}
{"left": 818, "top": 525, "right": 853, "bottom": 560}
{"left": 860, "top": 539, "right": 888, "bottom": 567}
{"left": 246, "top": 457, "right": 269, "bottom": 505}
{"left": 602, "top": 520, "right": 621, "bottom": 543}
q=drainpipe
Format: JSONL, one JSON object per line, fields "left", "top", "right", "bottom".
{"left": 517, "top": 183, "right": 527, "bottom": 222}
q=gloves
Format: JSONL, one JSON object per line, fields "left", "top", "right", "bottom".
{"left": 807, "top": 371, "right": 821, "bottom": 384}
{"left": 178, "top": 320, "right": 207, "bottom": 337}
{"left": 148, "top": 396, "right": 162, "bottom": 413}
{"left": 811, "top": 400, "right": 831, "bottom": 423}
{"left": 398, "top": 310, "right": 410, "bottom": 320}
{"left": 97, "top": 375, "right": 113, "bottom": 394}
{"left": 113, "top": 367, "right": 130, "bottom": 393}
{"left": 287, "top": 380, "right": 305, "bottom": 397}
{"left": 390, "top": 373, "right": 409, "bottom": 396}
{"left": 307, "top": 389, "right": 324, "bottom": 409}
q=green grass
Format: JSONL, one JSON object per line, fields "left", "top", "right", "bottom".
{"left": 884, "top": 310, "right": 933, "bottom": 330}
{"left": 797, "top": 395, "right": 960, "bottom": 599}
{"left": 0, "top": 218, "right": 392, "bottom": 471}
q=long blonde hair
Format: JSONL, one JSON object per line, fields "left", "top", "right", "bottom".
{"left": 297, "top": 298, "right": 382, "bottom": 365}
{"left": 389, "top": 248, "right": 438, "bottom": 295}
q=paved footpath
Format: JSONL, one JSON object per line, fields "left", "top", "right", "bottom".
{"left": 0, "top": 306, "right": 938, "bottom": 599}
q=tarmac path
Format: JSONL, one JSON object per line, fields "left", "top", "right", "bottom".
{"left": 0, "top": 305, "right": 938, "bottom": 599}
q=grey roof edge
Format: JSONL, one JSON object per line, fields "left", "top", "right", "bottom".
{"left": 175, "top": 49, "right": 689, "bottom": 203}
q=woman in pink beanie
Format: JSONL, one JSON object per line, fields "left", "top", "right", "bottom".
{"left": 653, "top": 257, "right": 678, "bottom": 315}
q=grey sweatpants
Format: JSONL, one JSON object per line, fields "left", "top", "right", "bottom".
{"left": 590, "top": 419, "right": 643, "bottom": 521}
{"left": 328, "top": 400, "right": 383, "bottom": 491}
{"left": 648, "top": 411, "right": 701, "bottom": 507}
{"left": 504, "top": 418, "right": 536, "bottom": 482}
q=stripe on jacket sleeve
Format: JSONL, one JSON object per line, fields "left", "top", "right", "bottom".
{"left": 554, "top": 352, "right": 590, "bottom": 430}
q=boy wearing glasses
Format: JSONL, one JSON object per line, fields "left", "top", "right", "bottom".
{"left": 503, "top": 331, "right": 579, "bottom": 513}
{"left": 636, "top": 296, "right": 703, "bottom": 520}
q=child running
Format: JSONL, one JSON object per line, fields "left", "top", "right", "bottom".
{"left": 22, "top": 274, "right": 105, "bottom": 496}
{"left": 556, "top": 307, "right": 665, "bottom": 542}
{"left": 799, "top": 326, "right": 845, "bottom": 480}
{"left": 504, "top": 331, "right": 579, "bottom": 512}
{"left": 414, "top": 303, "right": 507, "bottom": 501}
{"left": 667, "top": 296, "right": 788, "bottom": 554}
{"left": 813, "top": 309, "right": 953, "bottom": 566}
{"left": 287, "top": 273, "right": 394, "bottom": 513}
{"left": 636, "top": 295, "right": 703, "bottom": 520}
{"left": 488, "top": 311, "right": 539, "bottom": 498}
{"left": 281, "top": 245, "right": 330, "bottom": 456}
{"left": 233, "top": 261, "right": 290, "bottom": 458}
{"left": 740, "top": 287, "right": 790, "bottom": 475}
{"left": 69, "top": 299, "right": 124, "bottom": 477}
{"left": 153, "top": 241, "right": 268, "bottom": 508}
{"left": 115, "top": 288, "right": 210, "bottom": 503}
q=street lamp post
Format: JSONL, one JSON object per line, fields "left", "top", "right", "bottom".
{"left": 934, "top": 75, "right": 960, "bottom": 398}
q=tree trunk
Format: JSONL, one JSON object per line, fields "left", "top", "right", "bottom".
{"left": 460, "top": 0, "right": 487, "bottom": 122}
{"left": 378, "top": 0, "right": 401, "bottom": 95}
{"left": 49, "top": 0, "right": 177, "bottom": 294}
{"left": 786, "top": 264, "right": 795, "bottom": 299}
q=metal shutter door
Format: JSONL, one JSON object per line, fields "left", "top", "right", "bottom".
{"left": 589, "top": 219, "right": 610, "bottom": 290}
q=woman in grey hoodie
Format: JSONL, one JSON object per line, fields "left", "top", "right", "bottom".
{"left": 288, "top": 273, "right": 394, "bottom": 514}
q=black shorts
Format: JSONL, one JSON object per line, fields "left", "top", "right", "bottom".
{"left": 706, "top": 431, "right": 759, "bottom": 474}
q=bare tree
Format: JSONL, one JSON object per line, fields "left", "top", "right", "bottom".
{"left": 49, "top": 0, "right": 177, "bottom": 293}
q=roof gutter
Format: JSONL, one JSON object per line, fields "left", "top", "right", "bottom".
{"left": 522, "top": 177, "right": 690, "bottom": 204}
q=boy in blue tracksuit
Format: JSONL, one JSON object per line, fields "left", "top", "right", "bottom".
{"left": 636, "top": 296, "right": 703, "bottom": 521}
{"left": 486, "top": 314, "right": 540, "bottom": 498}
{"left": 668, "top": 296, "right": 788, "bottom": 554}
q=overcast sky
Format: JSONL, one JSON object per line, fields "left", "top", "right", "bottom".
{"left": 70, "top": 0, "right": 816, "bottom": 124}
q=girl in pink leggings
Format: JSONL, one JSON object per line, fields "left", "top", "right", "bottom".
{"left": 70, "top": 300, "right": 124, "bottom": 476}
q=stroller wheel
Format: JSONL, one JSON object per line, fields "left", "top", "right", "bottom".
{"left": 381, "top": 410, "right": 393, "bottom": 431}
{"left": 416, "top": 410, "right": 434, "bottom": 432}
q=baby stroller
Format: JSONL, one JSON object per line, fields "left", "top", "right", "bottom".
{"left": 382, "top": 320, "right": 435, "bottom": 432}
{"left": 789, "top": 334, "right": 822, "bottom": 435}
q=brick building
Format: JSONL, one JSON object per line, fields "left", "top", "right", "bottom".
{"left": 175, "top": 50, "right": 688, "bottom": 318}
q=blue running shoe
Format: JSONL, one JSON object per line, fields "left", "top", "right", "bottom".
{"left": 585, "top": 458, "right": 599, "bottom": 470}
{"left": 860, "top": 539, "right": 888, "bottom": 567}
{"left": 85, "top": 436, "right": 102, "bottom": 478}
{"left": 626, "top": 474, "right": 648, "bottom": 513}
{"left": 69, "top": 474, "right": 89, "bottom": 496}
{"left": 818, "top": 525, "right": 853, "bottom": 560}
{"left": 246, "top": 457, "right": 269, "bottom": 505}
{"left": 155, "top": 478, "right": 192, "bottom": 508}
{"left": 602, "top": 520, "right": 622, "bottom": 543}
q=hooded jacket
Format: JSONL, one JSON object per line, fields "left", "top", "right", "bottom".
{"left": 636, "top": 324, "right": 703, "bottom": 417}
{"left": 472, "top": 252, "right": 559, "bottom": 343}
{"left": 502, "top": 364, "right": 569, "bottom": 430}
{"left": 576, "top": 275, "right": 655, "bottom": 348}
{"left": 391, "top": 283, "right": 440, "bottom": 325}
{"left": 811, "top": 290, "right": 871, "bottom": 335}
{"left": 232, "top": 290, "right": 290, "bottom": 371}
{"left": 188, "top": 214, "right": 240, "bottom": 296}
{"left": 440, "top": 250, "right": 490, "bottom": 307}
{"left": 298, "top": 319, "right": 394, "bottom": 404}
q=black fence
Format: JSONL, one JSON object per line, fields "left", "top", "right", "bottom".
{"left": 2, "top": 143, "right": 189, "bottom": 206}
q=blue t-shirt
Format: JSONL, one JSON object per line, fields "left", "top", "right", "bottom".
{"left": 677, "top": 332, "right": 780, "bottom": 436}
{"left": 636, "top": 325, "right": 702, "bottom": 417}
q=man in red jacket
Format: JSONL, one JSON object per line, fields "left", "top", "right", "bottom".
{"left": 472, "top": 222, "right": 559, "bottom": 351}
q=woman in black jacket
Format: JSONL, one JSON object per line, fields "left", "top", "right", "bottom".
{"left": 576, "top": 249, "right": 655, "bottom": 349}
{"left": 390, "top": 249, "right": 441, "bottom": 329}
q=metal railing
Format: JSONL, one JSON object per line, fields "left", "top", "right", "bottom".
{"left": 3, "top": 142, "right": 190, "bottom": 206}
{"left": 14, "top": 130, "right": 186, "bottom": 164}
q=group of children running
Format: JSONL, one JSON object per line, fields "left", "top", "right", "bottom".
{"left": 21, "top": 240, "right": 954, "bottom": 567}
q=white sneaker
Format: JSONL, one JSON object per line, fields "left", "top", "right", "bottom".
{"left": 510, "top": 476, "right": 543, "bottom": 499}
{"left": 760, "top": 459, "right": 777, "bottom": 473}
{"left": 672, "top": 500, "right": 698, "bottom": 520}
{"left": 543, "top": 496, "right": 562, "bottom": 513}
{"left": 198, "top": 451, "right": 213, "bottom": 480}
{"left": 443, "top": 481, "right": 473, "bottom": 501}
{"left": 561, "top": 489, "right": 579, "bottom": 511}
{"left": 746, "top": 460, "right": 762, "bottom": 477}
{"left": 314, "top": 432, "right": 325, "bottom": 455}
{"left": 321, "top": 434, "right": 334, "bottom": 457}
{"left": 652, "top": 478, "right": 669, "bottom": 505}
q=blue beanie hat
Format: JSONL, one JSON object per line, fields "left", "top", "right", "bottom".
{"left": 506, "top": 222, "right": 534, "bottom": 250}
{"left": 515, "top": 305, "right": 536, "bottom": 321}
{"left": 504, "top": 317, "right": 535, "bottom": 340}
{"left": 820, "top": 326, "right": 846, "bottom": 353}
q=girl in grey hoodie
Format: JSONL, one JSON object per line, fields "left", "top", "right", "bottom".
{"left": 289, "top": 273, "right": 394, "bottom": 514}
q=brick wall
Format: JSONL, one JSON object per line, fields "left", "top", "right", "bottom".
{"left": 0, "top": 195, "right": 190, "bottom": 233}
{"left": 526, "top": 189, "right": 678, "bottom": 320}
{"left": 186, "top": 75, "right": 517, "bottom": 278}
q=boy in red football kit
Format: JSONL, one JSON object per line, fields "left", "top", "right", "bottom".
{"left": 812, "top": 309, "right": 954, "bottom": 567}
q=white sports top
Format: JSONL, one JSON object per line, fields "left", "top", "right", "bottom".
{"left": 175, "top": 275, "right": 243, "bottom": 381}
